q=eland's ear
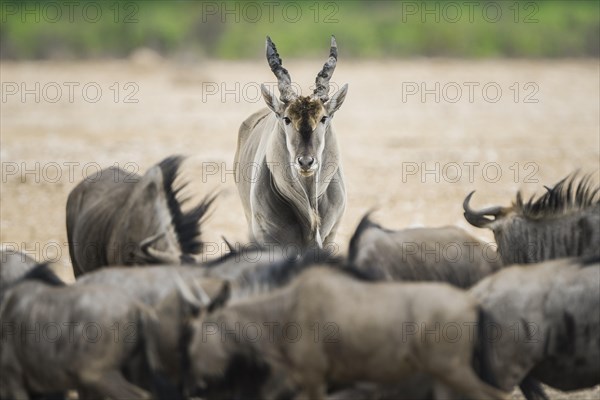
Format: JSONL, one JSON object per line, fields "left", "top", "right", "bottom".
{"left": 326, "top": 83, "right": 348, "bottom": 115}
{"left": 208, "top": 281, "right": 231, "bottom": 313}
{"left": 261, "top": 84, "right": 284, "bottom": 115}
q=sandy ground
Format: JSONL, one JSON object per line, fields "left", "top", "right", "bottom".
{"left": 1, "top": 58, "right": 599, "bottom": 398}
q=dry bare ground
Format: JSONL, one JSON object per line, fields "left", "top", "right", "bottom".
{"left": 1, "top": 58, "right": 598, "bottom": 398}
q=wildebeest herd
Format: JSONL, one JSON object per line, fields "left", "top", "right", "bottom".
{"left": 1, "top": 37, "right": 599, "bottom": 400}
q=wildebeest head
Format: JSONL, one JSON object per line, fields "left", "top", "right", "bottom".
{"left": 140, "top": 273, "right": 230, "bottom": 396}
{"left": 464, "top": 173, "right": 599, "bottom": 264}
{"left": 260, "top": 36, "right": 348, "bottom": 177}
{"left": 184, "top": 280, "right": 241, "bottom": 395}
{"left": 116, "top": 156, "right": 215, "bottom": 266}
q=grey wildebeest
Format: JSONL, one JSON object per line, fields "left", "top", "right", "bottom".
{"left": 0, "top": 264, "right": 166, "bottom": 399}
{"left": 347, "top": 213, "right": 504, "bottom": 288}
{"left": 470, "top": 256, "right": 600, "bottom": 395}
{"left": 464, "top": 173, "right": 599, "bottom": 264}
{"left": 234, "top": 36, "right": 348, "bottom": 250}
{"left": 187, "top": 266, "right": 508, "bottom": 400}
{"left": 66, "top": 155, "right": 214, "bottom": 276}
{"left": 76, "top": 265, "right": 230, "bottom": 395}
{"left": 74, "top": 248, "right": 337, "bottom": 392}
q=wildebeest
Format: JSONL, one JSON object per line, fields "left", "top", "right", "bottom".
{"left": 464, "top": 173, "right": 599, "bottom": 264}
{"left": 347, "top": 213, "right": 503, "bottom": 288}
{"left": 66, "top": 155, "right": 214, "bottom": 276}
{"left": 0, "top": 264, "right": 164, "bottom": 399}
{"left": 187, "top": 266, "right": 508, "bottom": 400}
{"left": 0, "top": 248, "right": 37, "bottom": 301}
{"left": 234, "top": 36, "right": 348, "bottom": 250}
{"left": 470, "top": 256, "right": 600, "bottom": 395}
{"left": 76, "top": 265, "right": 230, "bottom": 395}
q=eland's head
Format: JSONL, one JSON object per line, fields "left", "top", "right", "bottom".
{"left": 260, "top": 36, "right": 348, "bottom": 177}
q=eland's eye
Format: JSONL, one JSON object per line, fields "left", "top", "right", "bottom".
{"left": 321, "top": 116, "right": 328, "bottom": 124}
{"left": 283, "top": 117, "right": 291, "bottom": 125}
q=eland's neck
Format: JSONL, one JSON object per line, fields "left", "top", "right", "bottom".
{"left": 264, "top": 121, "right": 336, "bottom": 247}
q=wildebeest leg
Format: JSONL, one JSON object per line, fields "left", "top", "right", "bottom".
{"left": 78, "top": 370, "right": 151, "bottom": 400}
{"left": 518, "top": 376, "right": 548, "bottom": 400}
{"left": 0, "top": 369, "right": 30, "bottom": 400}
{"left": 30, "top": 393, "right": 68, "bottom": 400}
{"left": 432, "top": 382, "right": 459, "bottom": 400}
{"left": 432, "top": 367, "right": 508, "bottom": 400}
{"left": 293, "top": 384, "right": 326, "bottom": 400}
{"left": 2, "top": 381, "right": 30, "bottom": 400}
{"left": 259, "top": 370, "right": 299, "bottom": 400}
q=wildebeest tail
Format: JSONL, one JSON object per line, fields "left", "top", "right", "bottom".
{"left": 139, "top": 307, "right": 184, "bottom": 400}
{"left": 473, "top": 306, "right": 500, "bottom": 388}
{"left": 519, "top": 375, "right": 549, "bottom": 400}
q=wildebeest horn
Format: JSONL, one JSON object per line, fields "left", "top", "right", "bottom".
{"left": 221, "top": 236, "right": 236, "bottom": 253}
{"left": 266, "top": 36, "right": 296, "bottom": 103}
{"left": 313, "top": 36, "right": 338, "bottom": 102}
{"left": 463, "top": 191, "right": 504, "bottom": 228}
{"left": 173, "top": 273, "right": 209, "bottom": 309}
{"left": 140, "top": 232, "right": 165, "bottom": 249}
{"left": 140, "top": 233, "right": 181, "bottom": 264}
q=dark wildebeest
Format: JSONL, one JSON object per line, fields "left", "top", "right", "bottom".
{"left": 0, "top": 264, "right": 166, "bottom": 399}
{"left": 464, "top": 173, "right": 599, "bottom": 264}
{"left": 347, "top": 213, "right": 503, "bottom": 288}
{"left": 75, "top": 246, "right": 334, "bottom": 385}
{"left": 234, "top": 36, "right": 348, "bottom": 250}
{"left": 66, "top": 155, "right": 214, "bottom": 276}
{"left": 76, "top": 265, "right": 230, "bottom": 395}
{"left": 186, "top": 267, "right": 508, "bottom": 400}
{"left": 470, "top": 256, "right": 600, "bottom": 395}
{"left": 0, "top": 248, "right": 37, "bottom": 301}
{"left": 339, "top": 214, "right": 550, "bottom": 400}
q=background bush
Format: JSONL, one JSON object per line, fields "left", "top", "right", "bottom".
{"left": 1, "top": 0, "right": 598, "bottom": 60}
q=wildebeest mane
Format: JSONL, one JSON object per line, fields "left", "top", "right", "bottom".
{"left": 19, "top": 263, "right": 66, "bottom": 287}
{"left": 514, "top": 173, "right": 599, "bottom": 220}
{"left": 202, "top": 251, "right": 239, "bottom": 268}
{"left": 234, "top": 248, "right": 328, "bottom": 290}
{"left": 227, "top": 248, "right": 378, "bottom": 295}
{"left": 159, "top": 156, "right": 217, "bottom": 256}
{"left": 200, "top": 242, "right": 269, "bottom": 269}
{"left": 347, "top": 212, "right": 390, "bottom": 265}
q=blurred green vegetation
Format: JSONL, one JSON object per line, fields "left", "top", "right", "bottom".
{"left": 1, "top": 0, "right": 598, "bottom": 60}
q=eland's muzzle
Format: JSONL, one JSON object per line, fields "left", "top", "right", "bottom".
{"left": 297, "top": 156, "right": 315, "bottom": 171}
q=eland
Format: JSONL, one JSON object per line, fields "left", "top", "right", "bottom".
{"left": 234, "top": 36, "right": 348, "bottom": 250}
